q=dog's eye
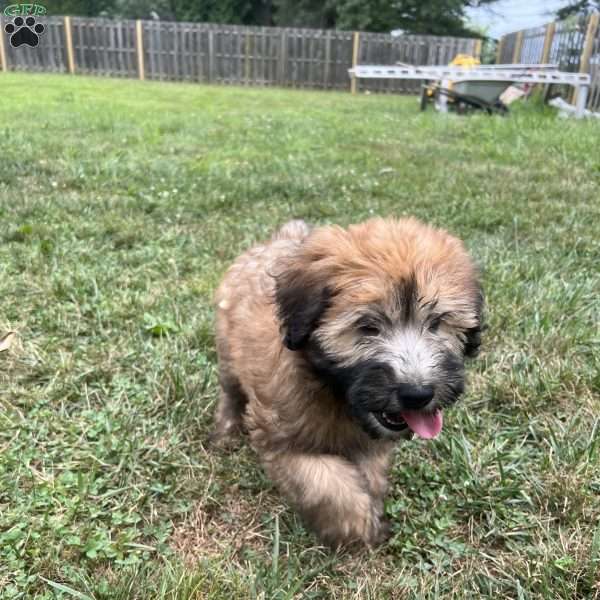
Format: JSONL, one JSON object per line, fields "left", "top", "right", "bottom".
{"left": 429, "top": 315, "right": 444, "bottom": 332}
{"left": 358, "top": 323, "right": 380, "bottom": 337}
{"left": 428, "top": 311, "right": 454, "bottom": 332}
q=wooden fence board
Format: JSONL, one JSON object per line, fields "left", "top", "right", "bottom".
{"left": 503, "top": 12, "right": 600, "bottom": 109}
{"left": 2, "top": 16, "right": 482, "bottom": 94}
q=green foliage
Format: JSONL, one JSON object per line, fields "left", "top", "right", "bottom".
{"left": 50, "top": 0, "right": 118, "bottom": 17}
{"left": 334, "top": 0, "right": 493, "bottom": 35}
{"left": 0, "top": 73, "right": 599, "bottom": 598}
{"left": 272, "top": 0, "right": 337, "bottom": 29}
{"left": 47, "top": 0, "right": 494, "bottom": 36}
{"left": 557, "top": 0, "right": 600, "bottom": 19}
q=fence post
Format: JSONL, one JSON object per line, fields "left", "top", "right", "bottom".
{"left": 0, "top": 16, "right": 7, "bottom": 72}
{"left": 245, "top": 32, "right": 252, "bottom": 84}
{"left": 208, "top": 29, "right": 215, "bottom": 82}
{"left": 278, "top": 29, "right": 286, "bottom": 85}
{"left": 474, "top": 38, "right": 482, "bottom": 61}
{"left": 496, "top": 36, "right": 505, "bottom": 63}
{"left": 323, "top": 30, "right": 331, "bottom": 89}
{"left": 579, "top": 12, "right": 599, "bottom": 73}
{"left": 574, "top": 13, "right": 599, "bottom": 106}
{"left": 512, "top": 30, "right": 524, "bottom": 64}
{"left": 350, "top": 31, "right": 360, "bottom": 94}
{"left": 541, "top": 22, "right": 556, "bottom": 64}
{"left": 538, "top": 22, "right": 556, "bottom": 98}
{"left": 64, "top": 16, "right": 76, "bottom": 73}
{"left": 136, "top": 20, "right": 145, "bottom": 80}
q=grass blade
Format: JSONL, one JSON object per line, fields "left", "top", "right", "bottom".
{"left": 39, "top": 577, "right": 94, "bottom": 600}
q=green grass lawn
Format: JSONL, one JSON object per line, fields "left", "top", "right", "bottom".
{"left": 1, "top": 72, "right": 599, "bottom": 599}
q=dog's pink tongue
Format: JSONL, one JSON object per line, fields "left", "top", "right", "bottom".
{"left": 400, "top": 410, "right": 443, "bottom": 439}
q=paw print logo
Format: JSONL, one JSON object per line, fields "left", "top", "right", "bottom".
{"left": 4, "top": 16, "right": 45, "bottom": 48}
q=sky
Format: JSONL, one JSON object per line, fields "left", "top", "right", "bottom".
{"left": 466, "top": 0, "right": 570, "bottom": 38}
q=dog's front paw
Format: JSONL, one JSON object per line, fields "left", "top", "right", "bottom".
{"left": 361, "top": 505, "right": 392, "bottom": 547}
{"left": 208, "top": 424, "right": 243, "bottom": 449}
{"left": 317, "top": 493, "right": 388, "bottom": 548}
{"left": 371, "top": 516, "right": 392, "bottom": 545}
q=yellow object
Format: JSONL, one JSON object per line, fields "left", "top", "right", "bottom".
{"left": 445, "top": 54, "right": 480, "bottom": 91}
{"left": 450, "top": 54, "right": 480, "bottom": 67}
{"left": 422, "top": 54, "right": 481, "bottom": 100}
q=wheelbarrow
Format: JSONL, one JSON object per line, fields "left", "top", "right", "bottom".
{"left": 349, "top": 61, "right": 591, "bottom": 118}
{"left": 420, "top": 54, "right": 511, "bottom": 115}
{"left": 420, "top": 80, "right": 512, "bottom": 114}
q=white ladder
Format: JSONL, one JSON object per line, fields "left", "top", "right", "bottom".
{"left": 349, "top": 65, "right": 591, "bottom": 117}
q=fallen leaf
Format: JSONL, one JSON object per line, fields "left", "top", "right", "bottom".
{"left": 0, "top": 332, "right": 16, "bottom": 352}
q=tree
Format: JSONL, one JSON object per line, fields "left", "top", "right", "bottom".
{"left": 557, "top": 1, "right": 599, "bottom": 19}
{"left": 51, "top": 0, "right": 117, "bottom": 17}
{"left": 49, "top": 0, "right": 497, "bottom": 35}
{"left": 107, "top": 0, "right": 256, "bottom": 22}
{"left": 272, "top": 0, "right": 497, "bottom": 35}
{"left": 333, "top": 0, "right": 496, "bottom": 36}
{"left": 272, "top": 0, "right": 337, "bottom": 29}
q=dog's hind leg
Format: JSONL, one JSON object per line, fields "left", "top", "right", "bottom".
{"left": 212, "top": 294, "right": 250, "bottom": 445}
{"left": 212, "top": 330, "right": 248, "bottom": 446}
{"left": 260, "top": 450, "right": 387, "bottom": 547}
{"left": 211, "top": 372, "right": 248, "bottom": 446}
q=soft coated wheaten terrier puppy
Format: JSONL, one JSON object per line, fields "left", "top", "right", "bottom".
{"left": 213, "top": 217, "right": 483, "bottom": 547}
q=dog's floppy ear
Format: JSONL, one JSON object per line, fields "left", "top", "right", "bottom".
{"left": 464, "top": 285, "right": 484, "bottom": 358}
{"left": 275, "top": 265, "right": 331, "bottom": 351}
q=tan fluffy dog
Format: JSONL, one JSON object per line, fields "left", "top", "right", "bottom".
{"left": 213, "top": 218, "right": 483, "bottom": 547}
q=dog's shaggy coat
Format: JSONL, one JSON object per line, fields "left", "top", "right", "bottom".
{"left": 213, "top": 218, "right": 482, "bottom": 546}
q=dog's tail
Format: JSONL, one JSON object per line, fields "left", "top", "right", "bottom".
{"left": 272, "top": 219, "right": 312, "bottom": 242}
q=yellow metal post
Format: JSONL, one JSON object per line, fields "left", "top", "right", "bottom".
{"left": 474, "top": 38, "right": 483, "bottom": 61}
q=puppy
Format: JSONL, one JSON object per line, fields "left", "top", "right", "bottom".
{"left": 212, "top": 217, "right": 483, "bottom": 547}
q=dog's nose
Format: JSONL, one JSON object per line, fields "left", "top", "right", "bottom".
{"left": 397, "top": 383, "right": 434, "bottom": 410}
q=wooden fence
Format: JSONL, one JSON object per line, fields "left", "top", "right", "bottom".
{"left": 0, "top": 16, "right": 479, "bottom": 93}
{"left": 497, "top": 12, "right": 600, "bottom": 110}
